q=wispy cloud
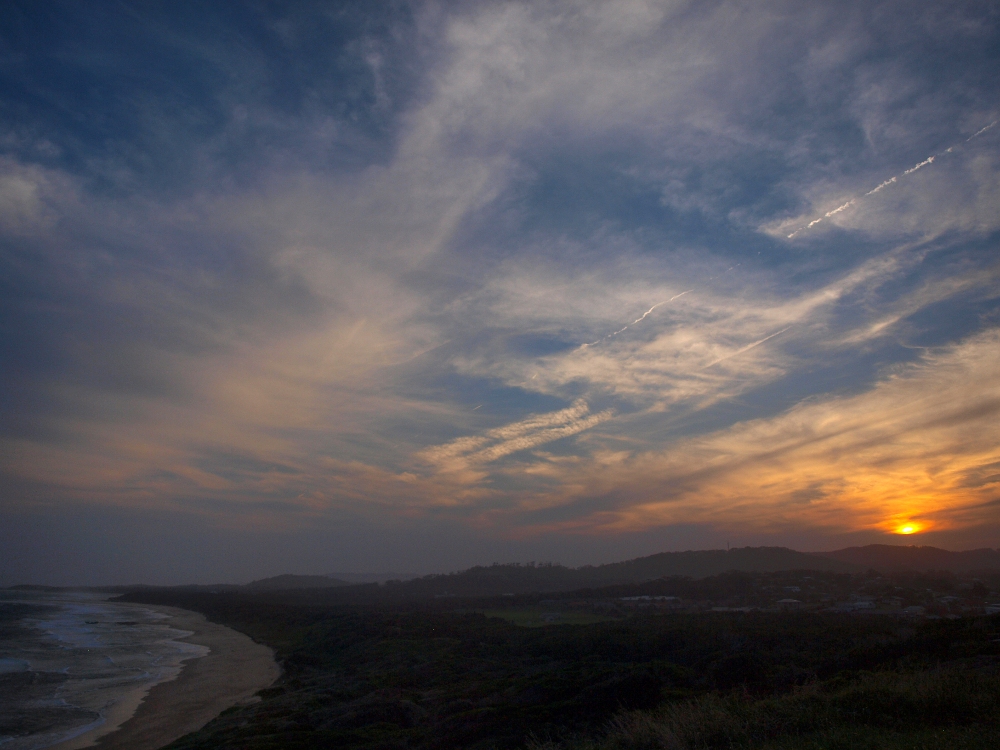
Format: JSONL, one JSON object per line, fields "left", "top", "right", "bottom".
{"left": 451, "top": 238, "right": 957, "bottom": 412}
{"left": 418, "top": 399, "right": 614, "bottom": 477}
{"left": 494, "top": 328, "right": 1000, "bottom": 538}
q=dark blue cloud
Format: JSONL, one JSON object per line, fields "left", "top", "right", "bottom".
{"left": 0, "top": 1, "right": 417, "bottom": 192}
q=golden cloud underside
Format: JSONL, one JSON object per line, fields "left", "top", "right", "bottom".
{"left": 506, "top": 329, "right": 1000, "bottom": 536}
{"left": 7, "top": 322, "right": 998, "bottom": 538}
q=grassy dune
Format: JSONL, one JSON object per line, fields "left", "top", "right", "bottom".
{"left": 532, "top": 668, "right": 1000, "bottom": 749}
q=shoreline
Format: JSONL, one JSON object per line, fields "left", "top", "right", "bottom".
{"left": 48, "top": 604, "right": 280, "bottom": 750}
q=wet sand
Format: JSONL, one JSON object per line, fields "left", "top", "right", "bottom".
{"left": 49, "top": 605, "right": 280, "bottom": 750}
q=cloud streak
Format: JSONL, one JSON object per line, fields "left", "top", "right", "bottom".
{"left": 785, "top": 119, "right": 998, "bottom": 238}
{"left": 419, "top": 399, "right": 614, "bottom": 477}
{"left": 454, "top": 237, "right": 968, "bottom": 414}
{"left": 496, "top": 328, "right": 1000, "bottom": 539}
{"left": 581, "top": 290, "right": 694, "bottom": 347}
{"left": 703, "top": 326, "right": 791, "bottom": 369}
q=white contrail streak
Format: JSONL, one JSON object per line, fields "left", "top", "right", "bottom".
{"left": 790, "top": 200, "right": 856, "bottom": 237}
{"left": 631, "top": 301, "right": 667, "bottom": 325}
{"left": 968, "top": 120, "right": 997, "bottom": 140}
{"left": 580, "top": 290, "right": 695, "bottom": 348}
{"left": 903, "top": 156, "right": 934, "bottom": 175}
{"left": 787, "top": 119, "right": 997, "bottom": 239}
{"left": 865, "top": 176, "right": 896, "bottom": 195}
{"left": 704, "top": 327, "right": 791, "bottom": 368}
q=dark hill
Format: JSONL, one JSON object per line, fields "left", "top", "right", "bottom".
{"left": 588, "top": 546, "right": 859, "bottom": 581}
{"left": 817, "top": 545, "right": 1000, "bottom": 573}
{"left": 408, "top": 546, "right": 860, "bottom": 595}
{"left": 245, "top": 574, "right": 350, "bottom": 591}
{"left": 259, "top": 547, "right": 861, "bottom": 601}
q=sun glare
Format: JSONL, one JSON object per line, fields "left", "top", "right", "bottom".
{"left": 896, "top": 523, "right": 919, "bottom": 535}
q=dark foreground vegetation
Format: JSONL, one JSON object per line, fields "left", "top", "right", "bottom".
{"left": 114, "top": 568, "right": 1000, "bottom": 750}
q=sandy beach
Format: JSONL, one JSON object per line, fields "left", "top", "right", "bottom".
{"left": 48, "top": 605, "right": 280, "bottom": 750}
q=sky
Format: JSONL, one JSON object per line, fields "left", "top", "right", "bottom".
{"left": 1, "top": 0, "right": 999, "bottom": 585}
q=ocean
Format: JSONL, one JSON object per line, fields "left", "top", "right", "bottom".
{"left": 0, "top": 590, "right": 209, "bottom": 750}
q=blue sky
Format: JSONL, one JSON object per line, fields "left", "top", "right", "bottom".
{"left": 2, "top": 1, "right": 999, "bottom": 584}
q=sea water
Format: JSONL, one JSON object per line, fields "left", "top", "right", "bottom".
{"left": 0, "top": 590, "right": 209, "bottom": 750}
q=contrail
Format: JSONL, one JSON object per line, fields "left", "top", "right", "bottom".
{"left": 902, "top": 156, "right": 934, "bottom": 175}
{"left": 787, "top": 119, "right": 998, "bottom": 239}
{"left": 865, "top": 176, "right": 896, "bottom": 195}
{"left": 790, "top": 200, "right": 855, "bottom": 236}
{"left": 581, "top": 290, "right": 694, "bottom": 348}
{"left": 632, "top": 301, "right": 667, "bottom": 325}
{"left": 968, "top": 120, "right": 997, "bottom": 140}
{"left": 704, "top": 327, "right": 791, "bottom": 368}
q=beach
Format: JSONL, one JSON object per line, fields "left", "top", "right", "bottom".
{"left": 48, "top": 605, "right": 280, "bottom": 750}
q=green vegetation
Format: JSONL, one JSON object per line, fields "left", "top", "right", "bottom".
{"left": 114, "top": 575, "right": 1000, "bottom": 750}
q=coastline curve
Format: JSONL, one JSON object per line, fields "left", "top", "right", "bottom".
{"left": 47, "top": 605, "right": 279, "bottom": 750}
